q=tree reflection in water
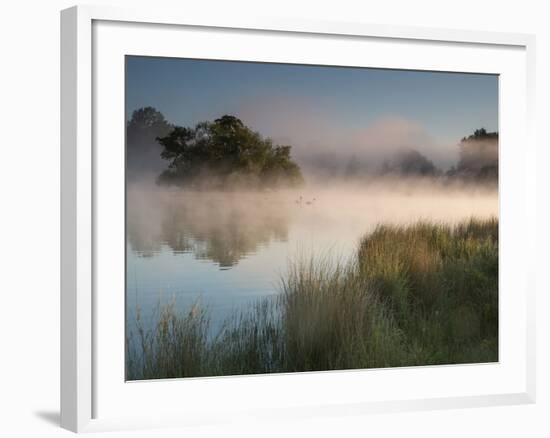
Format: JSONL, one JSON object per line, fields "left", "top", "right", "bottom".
{"left": 127, "top": 189, "right": 291, "bottom": 269}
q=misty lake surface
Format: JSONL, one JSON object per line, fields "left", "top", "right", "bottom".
{"left": 126, "top": 184, "right": 498, "bottom": 337}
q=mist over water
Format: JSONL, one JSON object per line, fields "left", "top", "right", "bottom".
{"left": 126, "top": 180, "right": 498, "bottom": 336}
{"left": 124, "top": 59, "right": 500, "bottom": 375}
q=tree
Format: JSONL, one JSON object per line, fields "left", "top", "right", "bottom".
{"left": 156, "top": 115, "right": 304, "bottom": 189}
{"left": 455, "top": 128, "right": 498, "bottom": 181}
{"left": 127, "top": 107, "right": 173, "bottom": 180}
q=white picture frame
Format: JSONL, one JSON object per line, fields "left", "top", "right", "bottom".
{"left": 60, "top": 4, "right": 536, "bottom": 433}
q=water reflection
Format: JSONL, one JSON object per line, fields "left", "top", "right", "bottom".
{"left": 127, "top": 189, "right": 291, "bottom": 269}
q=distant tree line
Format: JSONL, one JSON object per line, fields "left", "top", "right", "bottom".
{"left": 358, "top": 128, "right": 498, "bottom": 182}
{"left": 126, "top": 106, "right": 498, "bottom": 187}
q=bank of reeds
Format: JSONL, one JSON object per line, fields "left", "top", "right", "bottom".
{"left": 126, "top": 218, "right": 498, "bottom": 380}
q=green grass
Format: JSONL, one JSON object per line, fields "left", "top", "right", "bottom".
{"left": 126, "top": 218, "right": 498, "bottom": 380}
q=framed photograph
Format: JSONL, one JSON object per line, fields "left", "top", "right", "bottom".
{"left": 61, "top": 5, "right": 536, "bottom": 433}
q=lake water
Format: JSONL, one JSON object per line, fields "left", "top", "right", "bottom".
{"left": 126, "top": 183, "right": 498, "bottom": 336}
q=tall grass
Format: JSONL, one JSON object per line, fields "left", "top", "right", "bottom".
{"left": 358, "top": 218, "right": 498, "bottom": 365}
{"left": 126, "top": 218, "right": 498, "bottom": 380}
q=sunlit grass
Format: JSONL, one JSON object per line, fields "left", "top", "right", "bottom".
{"left": 126, "top": 218, "right": 498, "bottom": 380}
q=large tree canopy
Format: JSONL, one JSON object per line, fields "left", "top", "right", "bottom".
{"left": 156, "top": 115, "right": 304, "bottom": 189}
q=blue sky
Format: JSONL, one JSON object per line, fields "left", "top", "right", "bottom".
{"left": 126, "top": 56, "right": 498, "bottom": 168}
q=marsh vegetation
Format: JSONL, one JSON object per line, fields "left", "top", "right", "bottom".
{"left": 127, "top": 218, "right": 498, "bottom": 380}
